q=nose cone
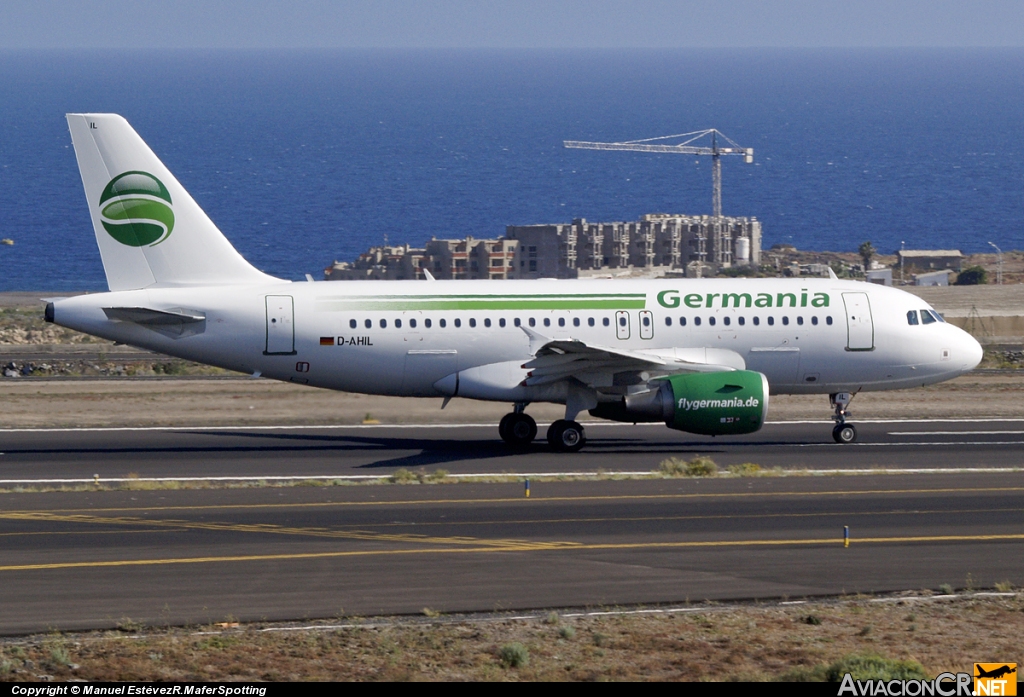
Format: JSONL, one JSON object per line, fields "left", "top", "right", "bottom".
{"left": 959, "top": 329, "right": 984, "bottom": 373}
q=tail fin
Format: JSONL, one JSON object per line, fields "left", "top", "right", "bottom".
{"left": 67, "top": 114, "right": 278, "bottom": 290}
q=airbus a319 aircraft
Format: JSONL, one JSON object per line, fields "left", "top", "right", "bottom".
{"left": 47, "top": 114, "right": 984, "bottom": 452}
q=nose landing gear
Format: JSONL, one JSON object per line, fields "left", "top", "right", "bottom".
{"left": 830, "top": 392, "right": 857, "bottom": 443}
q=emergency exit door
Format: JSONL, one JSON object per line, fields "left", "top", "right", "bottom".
{"left": 265, "top": 295, "right": 296, "bottom": 355}
{"left": 615, "top": 311, "right": 630, "bottom": 340}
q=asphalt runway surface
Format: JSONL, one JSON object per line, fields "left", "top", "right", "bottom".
{"left": 2, "top": 419, "right": 1024, "bottom": 481}
{"left": 1, "top": 473, "right": 1022, "bottom": 634}
{"left": 2, "top": 420, "right": 1023, "bottom": 634}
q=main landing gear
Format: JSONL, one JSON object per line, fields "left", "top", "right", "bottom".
{"left": 498, "top": 403, "right": 586, "bottom": 453}
{"left": 499, "top": 404, "right": 536, "bottom": 449}
{"left": 830, "top": 392, "right": 857, "bottom": 444}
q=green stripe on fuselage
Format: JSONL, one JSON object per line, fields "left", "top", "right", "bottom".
{"left": 315, "top": 294, "right": 647, "bottom": 312}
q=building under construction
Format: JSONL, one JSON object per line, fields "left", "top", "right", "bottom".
{"left": 506, "top": 213, "right": 761, "bottom": 279}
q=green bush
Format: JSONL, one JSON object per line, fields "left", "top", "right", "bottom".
{"left": 825, "top": 653, "right": 928, "bottom": 681}
{"left": 780, "top": 653, "right": 929, "bottom": 682}
{"left": 498, "top": 642, "right": 529, "bottom": 668}
{"left": 955, "top": 266, "right": 987, "bottom": 285}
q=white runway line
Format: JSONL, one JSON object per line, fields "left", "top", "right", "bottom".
{"left": 889, "top": 430, "right": 1024, "bottom": 435}
{"left": 4, "top": 417, "right": 1024, "bottom": 434}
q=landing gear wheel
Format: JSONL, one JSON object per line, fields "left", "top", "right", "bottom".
{"left": 547, "top": 419, "right": 586, "bottom": 453}
{"left": 500, "top": 412, "right": 537, "bottom": 448}
{"left": 833, "top": 423, "right": 857, "bottom": 444}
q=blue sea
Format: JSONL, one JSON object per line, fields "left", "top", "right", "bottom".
{"left": 1, "top": 48, "right": 1023, "bottom": 292}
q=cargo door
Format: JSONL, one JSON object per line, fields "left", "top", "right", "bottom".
{"left": 402, "top": 349, "right": 458, "bottom": 396}
{"left": 843, "top": 292, "right": 874, "bottom": 351}
{"left": 639, "top": 311, "right": 654, "bottom": 340}
{"left": 265, "top": 295, "right": 296, "bottom": 355}
{"left": 615, "top": 311, "right": 630, "bottom": 340}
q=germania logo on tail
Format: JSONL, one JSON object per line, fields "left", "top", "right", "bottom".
{"left": 98, "top": 171, "right": 174, "bottom": 247}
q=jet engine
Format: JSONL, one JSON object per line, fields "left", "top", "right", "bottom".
{"left": 589, "top": 370, "right": 769, "bottom": 436}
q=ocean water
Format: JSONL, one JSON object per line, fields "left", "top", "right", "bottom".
{"left": 0, "top": 48, "right": 1022, "bottom": 292}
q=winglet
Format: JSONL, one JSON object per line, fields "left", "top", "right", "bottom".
{"left": 827, "top": 266, "right": 839, "bottom": 280}
{"left": 423, "top": 269, "right": 436, "bottom": 281}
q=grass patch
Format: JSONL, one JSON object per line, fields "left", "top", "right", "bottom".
{"left": 659, "top": 456, "right": 717, "bottom": 477}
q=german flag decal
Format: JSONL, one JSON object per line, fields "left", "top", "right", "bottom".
{"left": 320, "top": 336, "right": 334, "bottom": 346}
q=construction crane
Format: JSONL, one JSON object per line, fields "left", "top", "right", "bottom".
{"left": 563, "top": 129, "right": 753, "bottom": 219}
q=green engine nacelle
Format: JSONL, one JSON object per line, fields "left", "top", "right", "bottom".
{"left": 589, "top": 370, "right": 769, "bottom": 436}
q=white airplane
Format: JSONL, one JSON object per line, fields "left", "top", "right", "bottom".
{"left": 47, "top": 114, "right": 983, "bottom": 451}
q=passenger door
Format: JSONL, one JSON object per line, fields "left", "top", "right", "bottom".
{"left": 265, "top": 295, "right": 295, "bottom": 355}
{"left": 843, "top": 292, "right": 874, "bottom": 350}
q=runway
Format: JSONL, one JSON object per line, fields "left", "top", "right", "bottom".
{"left": 2, "top": 419, "right": 1024, "bottom": 481}
{"left": 1, "top": 420, "right": 1022, "bottom": 634}
{"left": 1, "top": 472, "right": 1022, "bottom": 634}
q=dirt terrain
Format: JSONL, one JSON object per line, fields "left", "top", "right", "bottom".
{"left": 1, "top": 593, "right": 1020, "bottom": 682}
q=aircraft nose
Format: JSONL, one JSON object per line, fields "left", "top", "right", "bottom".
{"left": 959, "top": 329, "right": 983, "bottom": 372}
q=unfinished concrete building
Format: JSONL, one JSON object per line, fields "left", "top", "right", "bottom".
{"left": 506, "top": 214, "right": 761, "bottom": 279}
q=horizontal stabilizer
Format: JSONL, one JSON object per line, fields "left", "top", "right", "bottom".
{"left": 103, "top": 307, "right": 206, "bottom": 325}
{"left": 102, "top": 306, "right": 206, "bottom": 338}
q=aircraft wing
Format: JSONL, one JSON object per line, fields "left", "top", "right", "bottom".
{"left": 519, "top": 327, "right": 744, "bottom": 388}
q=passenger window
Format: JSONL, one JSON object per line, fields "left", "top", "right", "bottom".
{"left": 797, "top": 316, "right": 804, "bottom": 326}
{"left": 826, "top": 316, "right": 833, "bottom": 325}
{"left": 665, "top": 317, "right": 672, "bottom": 326}
{"left": 469, "top": 318, "right": 476, "bottom": 328}
{"left": 907, "top": 310, "right": 919, "bottom": 325}
{"left": 514, "top": 318, "right": 521, "bottom": 327}
{"left": 454, "top": 318, "right": 461, "bottom": 328}
{"left": 618, "top": 316, "right": 626, "bottom": 327}
{"left": 603, "top": 317, "right": 610, "bottom": 327}
{"left": 738, "top": 317, "right": 745, "bottom": 326}
{"left": 395, "top": 319, "right": 402, "bottom": 329}
{"left": 425, "top": 319, "right": 432, "bottom": 328}
{"left": 440, "top": 319, "right": 447, "bottom": 328}
{"left": 573, "top": 317, "right": 580, "bottom": 327}
{"left": 679, "top": 317, "right": 687, "bottom": 326}
{"left": 709, "top": 317, "right": 716, "bottom": 326}
{"left": 921, "top": 309, "right": 936, "bottom": 325}
{"left": 694, "top": 317, "right": 702, "bottom": 326}
{"left": 544, "top": 318, "right": 551, "bottom": 327}
{"left": 349, "top": 319, "right": 357, "bottom": 329}
{"left": 811, "top": 316, "right": 818, "bottom": 326}
{"left": 768, "top": 317, "right": 775, "bottom": 326}
{"left": 364, "top": 319, "right": 372, "bottom": 329}
{"left": 588, "top": 318, "right": 595, "bottom": 327}
{"left": 380, "top": 319, "right": 387, "bottom": 328}
{"left": 723, "top": 317, "right": 730, "bottom": 326}
{"left": 484, "top": 318, "right": 491, "bottom": 328}
{"left": 410, "top": 319, "right": 417, "bottom": 328}
{"left": 782, "top": 317, "right": 789, "bottom": 326}
{"left": 642, "top": 315, "right": 650, "bottom": 327}
{"left": 529, "top": 318, "right": 536, "bottom": 327}
{"left": 498, "top": 318, "right": 505, "bottom": 328}
{"left": 558, "top": 318, "right": 565, "bottom": 327}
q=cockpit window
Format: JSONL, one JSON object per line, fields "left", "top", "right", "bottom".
{"left": 907, "top": 310, "right": 919, "bottom": 325}
{"left": 920, "top": 309, "right": 937, "bottom": 325}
